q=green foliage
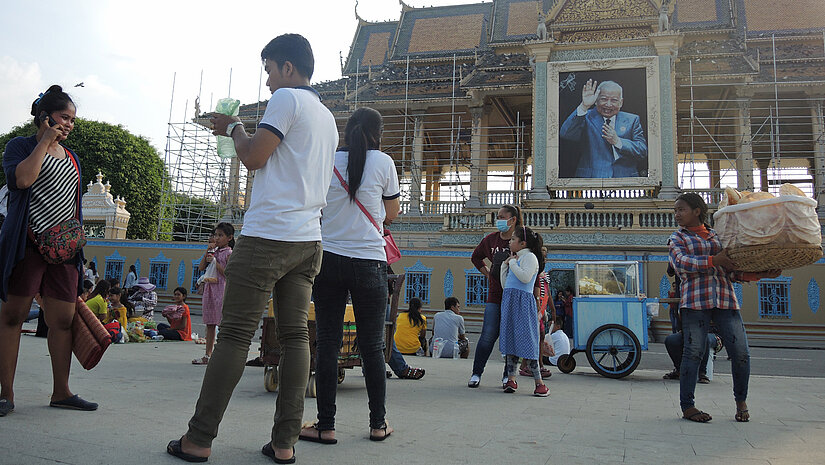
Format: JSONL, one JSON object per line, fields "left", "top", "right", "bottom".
{"left": 1, "top": 118, "right": 168, "bottom": 239}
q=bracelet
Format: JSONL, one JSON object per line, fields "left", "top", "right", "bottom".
{"left": 226, "top": 121, "right": 244, "bottom": 137}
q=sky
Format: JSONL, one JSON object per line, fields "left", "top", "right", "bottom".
{"left": 0, "top": 0, "right": 482, "bottom": 154}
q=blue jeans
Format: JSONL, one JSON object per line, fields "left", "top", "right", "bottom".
{"left": 387, "top": 341, "right": 408, "bottom": 375}
{"left": 312, "top": 252, "right": 387, "bottom": 430}
{"left": 472, "top": 302, "right": 503, "bottom": 377}
{"left": 665, "top": 331, "right": 715, "bottom": 376}
{"left": 679, "top": 308, "right": 750, "bottom": 411}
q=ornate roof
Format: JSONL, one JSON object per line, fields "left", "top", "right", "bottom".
{"left": 489, "top": 0, "right": 557, "bottom": 43}
{"left": 741, "top": 0, "right": 825, "bottom": 35}
{"left": 344, "top": 20, "right": 399, "bottom": 75}
{"left": 389, "top": 2, "right": 493, "bottom": 60}
{"left": 673, "top": 0, "right": 731, "bottom": 29}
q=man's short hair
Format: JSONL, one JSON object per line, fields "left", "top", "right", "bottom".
{"left": 444, "top": 296, "right": 460, "bottom": 310}
{"left": 596, "top": 80, "right": 623, "bottom": 98}
{"left": 261, "top": 33, "right": 315, "bottom": 79}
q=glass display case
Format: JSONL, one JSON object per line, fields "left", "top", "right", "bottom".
{"left": 574, "top": 261, "right": 640, "bottom": 298}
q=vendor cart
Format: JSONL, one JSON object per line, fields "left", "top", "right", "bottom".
{"left": 556, "top": 261, "right": 657, "bottom": 379}
{"left": 260, "top": 274, "right": 405, "bottom": 396}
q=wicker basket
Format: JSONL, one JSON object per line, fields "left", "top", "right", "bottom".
{"left": 727, "top": 243, "right": 823, "bottom": 272}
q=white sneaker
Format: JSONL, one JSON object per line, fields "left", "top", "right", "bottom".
{"left": 468, "top": 374, "right": 480, "bottom": 388}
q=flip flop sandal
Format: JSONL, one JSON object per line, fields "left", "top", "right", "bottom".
{"left": 369, "top": 421, "right": 393, "bottom": 442}
{"left": 192, "top": 356, "right": 210, "bottom": 365}
{"left": 540, "top": 368, "right": 552, "bottom": 379}
{"left": 682, "top": 407, "right": 712, "bottom": 423}
{"left": 518, "top": 368, "right": 532, "bottom": 377}
{"left": 49, "top": 394, "right": 98, "bottom": 411}
{"left": 298, "top": 424, "right": 338, "bottom": 444}
{"left": 697, "top": 375, "right": 710, "bottom": 384}
{"left": 397, "top": 367, "right": 424, "bottom": 380}
{"left": 261, "top": 443, "right": 295, "bottom": 464}
{"left": 167, "top": 438, "right": 208, "bottom": 463}
{"left": 735, "top": 409, "right": 750, "bottom": 422}
{"left": 0, "top": 398, "right": 14, "bottom": 417}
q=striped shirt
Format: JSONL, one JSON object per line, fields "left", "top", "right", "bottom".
{"left": 668, "top": 226, "right": 743, "bottom": 311}
{"left": 28, "top": 151, "right": 78, "bottom": 235}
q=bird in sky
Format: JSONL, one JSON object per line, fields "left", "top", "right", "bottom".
{"left": 74, "top": 82, "right": 84, "bottom": 87}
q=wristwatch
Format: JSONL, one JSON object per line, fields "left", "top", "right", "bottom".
{"left": 226, "top": 121, "right": 244, "bottom": 137}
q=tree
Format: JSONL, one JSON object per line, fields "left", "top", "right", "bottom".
{"left": 1, "top": 119, "right": 168, "bottom": 239}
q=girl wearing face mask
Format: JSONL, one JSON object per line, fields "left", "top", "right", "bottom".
{"left": 467, "top": 204, "right": 522, "bottom": 388}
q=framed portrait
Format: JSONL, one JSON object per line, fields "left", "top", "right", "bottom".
{"left": 545, "top": 57, "right": 662, "bottom": 188}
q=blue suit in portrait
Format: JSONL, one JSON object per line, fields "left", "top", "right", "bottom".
{"left": 559, "top": 107, "right": 648, "bottom": 178}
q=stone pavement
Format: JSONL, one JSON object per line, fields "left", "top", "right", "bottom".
{"left": 1, "top": 334, "right": 824, "bottom": 465}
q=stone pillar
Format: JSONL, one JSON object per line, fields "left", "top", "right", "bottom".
{"left": 523, "top": 41, "right": 555, "bottom": 201}
{"left": 735, "top": 99, "right": 755, "bottom": 191}
{"left": 409, "top": 112, "right": 425, "bottom": 215}
{"left": 812, "top": 99, "right": 825, "bottom": 219}
{"left": 708, "top": 159, "right": 720, "bottom": 190}
{"left": 651, "top": 33, "right": 684, "bottom": 199}
{"left": 756, "top": 159, "right": 770, "bottom": 193}
{"left": 466, "top": 105, "right": 489, "bottom": 208}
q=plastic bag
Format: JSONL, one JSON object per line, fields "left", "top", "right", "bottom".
{"left": 215, "top": 98, "right": 240, "bottom": 159}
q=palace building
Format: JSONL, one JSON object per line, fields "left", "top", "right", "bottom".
{"left": 86, "top": 0, "right": 825, "bottom": 346}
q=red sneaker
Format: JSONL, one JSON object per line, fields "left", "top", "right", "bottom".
{"left": 503, "top": 379, "right": 518, "bottom": 393}
{"left": 534, "top": 384, "right": 550, "bottom": 397}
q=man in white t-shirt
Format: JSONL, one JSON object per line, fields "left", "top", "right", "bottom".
{"left": 169, "top": 34, "right": 338, "bottom": 464}
{"left": 431, "top": 297, "right": 469, "bottom": 358}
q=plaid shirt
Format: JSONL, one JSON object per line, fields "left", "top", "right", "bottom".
{"left": 668, "top": 227, "right": 742, "bottom": 311}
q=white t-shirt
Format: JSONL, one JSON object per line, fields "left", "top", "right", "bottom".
{"left": 546, "top": 330, "right": 571, "bottom": 365}
{"left": 321, "top": 149, "right": 400, "bottom": 261}
{"left": 241, "top": 87, "right": 339, "bottom": 242}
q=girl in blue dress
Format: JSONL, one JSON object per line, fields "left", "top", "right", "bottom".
{"left": 499, "top": 226, "right": 548, "bottom": 397}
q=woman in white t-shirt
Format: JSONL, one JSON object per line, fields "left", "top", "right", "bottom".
{"left": 300, "top": 107, "right": 399, "bottom": 444}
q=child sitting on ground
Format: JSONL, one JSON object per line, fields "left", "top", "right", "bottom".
{"left": 159, "top": 287, "right": 192, "bottom": 342}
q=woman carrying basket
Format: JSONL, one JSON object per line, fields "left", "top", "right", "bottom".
{"left": 0, "top": 86, "right": 96, "bottom": 417}
{"left": 299, "top": 107, "right": 399, "bottom": 444}
{"left": 669, "top": 193, "right": 779, "bottom": 423}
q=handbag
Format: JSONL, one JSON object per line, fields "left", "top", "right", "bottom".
{"left": 332, "top": 167, "right": 401, "bottom": 265}
{"left": 33, "top": 152, "right": 86, "bottom": 264}
{"left": 72, "top": 298, "right": 112, "bottom": 370}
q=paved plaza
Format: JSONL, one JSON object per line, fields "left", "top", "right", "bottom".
{"left": 1, "top": 328, "right": 824, "bottom": 465}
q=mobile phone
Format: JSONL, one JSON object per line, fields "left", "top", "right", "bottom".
{"left": 40, "top": 112, "right": 58, "bottom": 127}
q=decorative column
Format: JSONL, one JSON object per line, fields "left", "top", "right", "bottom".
{"left": 523, "top": 40, "right": 555, "bottom": 201}
{"left": 756, "top": 159, "right": 770, "bottom": 193}
{"left": 466, "top": 105, "right": 489, "bottom": 208}
{"left": 409, "top": 111, "right": 425, "bottom": 215}
{"left": 812, "top": 99, "right": 825, "bottom": 219}
{"left": 735, "top": 98, "right": 755, "bottom": 191}
{"left": 651, "top": 32, "right": 684, "bottom": 199}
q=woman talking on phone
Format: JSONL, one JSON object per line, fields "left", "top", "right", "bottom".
{"left": 0, "top": 85, "right": 95, "bottom": 418}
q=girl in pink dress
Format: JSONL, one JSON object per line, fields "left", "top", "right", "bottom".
{"left": 193, "top": 223, "right": 234, "bottom": 364}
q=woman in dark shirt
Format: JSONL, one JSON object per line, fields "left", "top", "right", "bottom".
{"left": 0, "top": 86, "right": 95, "bottom": 417}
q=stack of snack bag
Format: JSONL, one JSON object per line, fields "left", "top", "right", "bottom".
{"left": 713, "top": 184, "right": 822, "bottom": 271}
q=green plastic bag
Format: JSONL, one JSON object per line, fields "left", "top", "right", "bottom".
{"left": 215, "top": 98, "right": 240, "bottom": 159}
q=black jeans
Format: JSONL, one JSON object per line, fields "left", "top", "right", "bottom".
{"left": 312, "top": 251, "right": 388, "bottom": 430}
{"left": 157, "top": 323, "right": 182, "bottom": 341}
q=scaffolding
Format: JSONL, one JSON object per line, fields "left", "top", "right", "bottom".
{"left": 157, "top": 73, "right": 250, "bottom": 242}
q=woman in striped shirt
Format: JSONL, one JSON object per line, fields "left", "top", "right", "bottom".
{"left": 0, "top": 85, "right": 95, "bottom": 418}
{"left": 669, "top": 193, "right": 779, "bottom": 423}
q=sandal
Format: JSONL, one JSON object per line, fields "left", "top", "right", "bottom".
{"left": 518, "top": 367, "right": 532, "bottom": 377}
{"left": 369, "top": 421, "right": 393, "bottom": 441}
{"left": 192, "top": 356, "right": 210, "bottom": 365}
{"left": 682, "top": 407, "right": 712, "bottom": 423}
{"left": 299, "top": 423, "right": 337, "bottom": 444}
{"left": 167, "top": 437, "right": 208, "bottom": 463}
{"left": 397, "top": 366, "right": 424, "bottom": 380}
{"left": 697, "top": 374, "right": 710, "bottom": 384}
{"left": 663, "top": 369, "right": 680, "bottom": 380}
{"left": 540, "top": 368, "right": 552, "bottom": 379}
{"left": 735, "top": 409, "right": 750, "bottom": 422}
{"left": 261, "top": 443, "right": 295, "bottom": 464}
{"left": 0, "top": 398, "right": 14, "bottom": 417}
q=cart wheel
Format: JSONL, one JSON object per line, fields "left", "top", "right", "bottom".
{"left": 585, "top": 324, "right": 641, "bottom": 379}
{"left": 337, "top": 368, "right": 346, "bottom": 384}
{"left": 306, "top": 373, "right": 317, "bottom": 398}
{"left": 557, "top": 354, "right": 576, "bottom": 373}
{"left": 264, "top": 366, "right": 278, "bottom": 392}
